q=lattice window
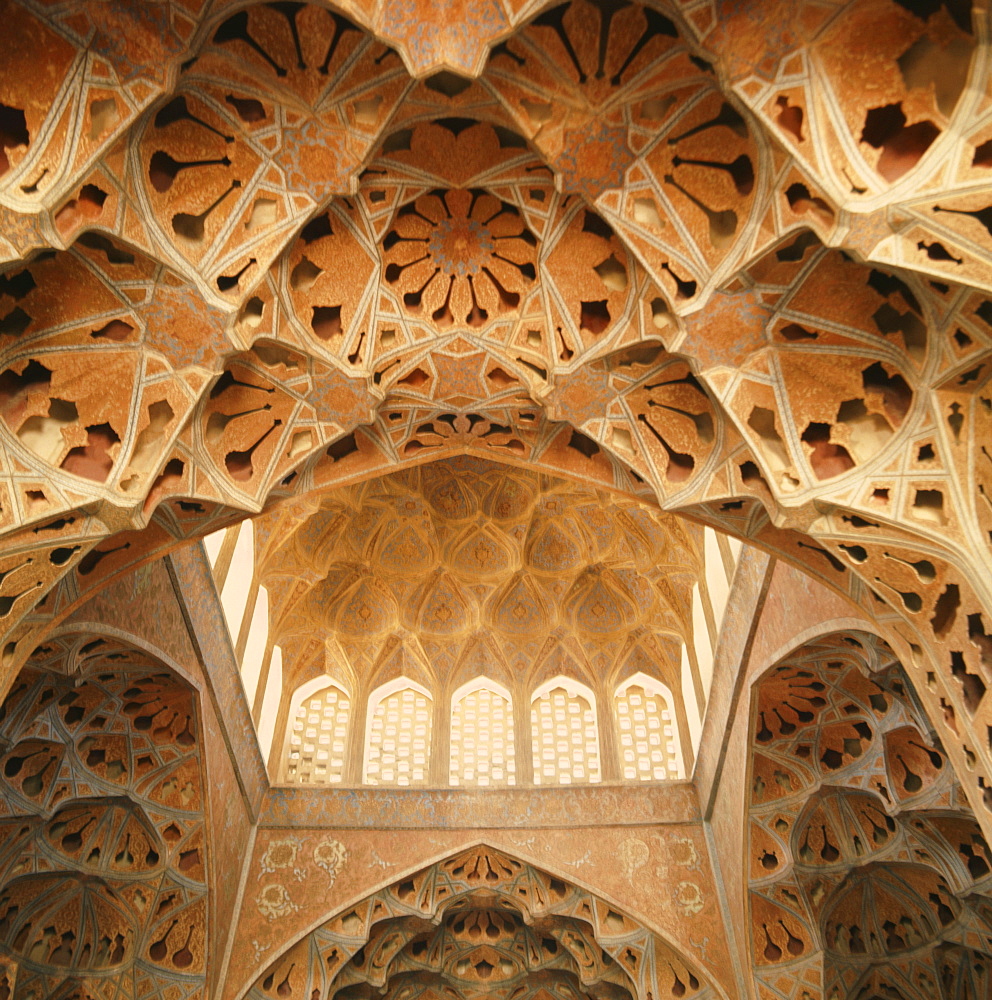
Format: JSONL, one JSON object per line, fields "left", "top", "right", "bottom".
{"left": 285, "top": 681, "right": 350, "bottom": 785}
{"left": 449, "top": 680, "right": 515, "bottom": 787}
{"left": 365, "top": 681, "right": 432, "bottom": 786}
{"left": 615, "top": 674, "right": 683, "bottom": 780}
{"left": 531, "top": 678, "right": 600, "bottom": 786}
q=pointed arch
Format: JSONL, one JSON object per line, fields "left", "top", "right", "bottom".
{"left": 363, "top": 676, "right": 433, "bottom": 786}
{"left": 241, "top": 843, "right": 717, "bottom": 1000}
{"left": 530, "top": 675, "right": 601, "bottom": 786}
{"left": 615, "top": 672, "right": 685, "bottom": 780}
{"left": 282, "top": 673, "right": 352, "bottom": 785}
{"left": 449, "top": 676, "right": 515, "bottom": 788}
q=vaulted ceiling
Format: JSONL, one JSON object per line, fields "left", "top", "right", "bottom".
{"left": 255, "top": 456, "right": 699, "bottom": 705}
{"left": 1, "top": 3, "right": 992, "bottom": 996}
{"left": 1, "top": 0, "right": 991, "bottom": 840}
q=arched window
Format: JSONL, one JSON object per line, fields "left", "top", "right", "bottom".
{"left": 257, "top": 645, "right": 283, "bottom": 766}
{"left": 220, "top": 520, "right": 254, "bottom": 639}
{"left": 615, "top": 673, "right": 684, "bottom": 780}
{"left": 364, "top": 679, "right": 432, "bottom": 786}
{"left": 703, "top": 526, "right": 732, "bottom": 625}
{"left": 203, "top": 526, "right": 226, "bottom": 568}
{"left": 692, "top": 582, "right": 714, "bottom": 691}
{"left": 530, "top": 677, "right": 600, "bottom": 786}
{"left": 241, "top": 584, "right": 269, "bottom": 705}
{"left": 449, "top": 679, "right": 515, "bottom": 787}
{"left": 285, "top": 677, "right": 351, "bottom": 784}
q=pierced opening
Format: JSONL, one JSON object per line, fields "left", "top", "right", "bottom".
{"left": 582, "top": 210, "right": 613, "bottom": 240}
{"left": 579, "top": 300, "right": 611, "bottom": 334}
{"left": 353, "top": 96, "right": 383, "bottom": 126}
{"left": 327, "top": 433, "right": 358, "bottom": 463}
{"left": 226, "top": 94, "right": 266, "bottom": 122}
{"left": 301, "top": 214, "right": 333, "bottom": 244}
{"left": 88, "top": 98, "right": 118, "bottom": 141}
{"left": 0, "top": 104, "right": 29, "bottom": 174}
{"left": 425, "top": 71, "right": 473, "bottom": 97}
{"left": 801, "top": 422, "right": 855, "bottom": 480}
{"left": 633, "top": 198, "right": 663, "bottom": 228}
{"left": 594, "top": 255, "right": 627, "bottom": 292}
{"left": 311, "top": 305, "right": 342, "bottom": 340}
{"left": 785, "top": 182, "right": 834, "bottom": 222}
{"left": 90, "top": 320, "right": 134, "bottom": 342}
{"left": 861, "top": 103, "right": 940, "bottom": 182}
{"left": 291, "top": 256, "right": 322, "bottom": 291}
{"left": 398, "top": 368, "right": 429, "bottom": 389}
{"left": 931, "top": 582, "right": 960, "bottom": 637}
{"left": 77, "top": 232, "right": 134, "bottom": 266}
{"left": 912, "top": 488, "right": 945, "bottom": 524}
{"left": 567, "top": 430, "right": 599, "bottom": 459}
{"left": 61, "top": 423, "right": 120, "bottom": 483}
{"left": 775, "top": 95, "right": 804, "bottom": 141}
{"left": 245, "top": 199, "right": 276, "bottom": 231}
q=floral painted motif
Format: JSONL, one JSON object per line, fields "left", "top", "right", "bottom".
{"left": 257, "top": 883, "right": 299, "bottom": 920}
{"left": 313, "top": 838, "right": 348, "bottom": 879}
{"left": 260, "top": 838, "right": 300, "bottom": 874}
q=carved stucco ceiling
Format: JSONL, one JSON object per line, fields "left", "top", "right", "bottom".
{"left": 1, "top": 0, "right": 992, "bottom": 848}
{"left": 746, "top": 631, "right": 992, "bottom": 1000}
{"left": 0, "top": 642, "right": 209, "bottom": 1000}
{"left": 256, "top": 454, "right": 700, "bottom": 697}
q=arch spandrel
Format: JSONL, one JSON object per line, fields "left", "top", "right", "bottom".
{"left": 235, "top": 842, "right": 728, "bottom": 1000}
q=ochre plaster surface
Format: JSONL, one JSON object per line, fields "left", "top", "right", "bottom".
{"left": 0, "top": 0, "right": 990, "bottom": 833}
{"left": 2, "top": 1, "right": 992, "bottom": 998}
{"left": 231, "top": 829, "right": 730, "bottom": 1000}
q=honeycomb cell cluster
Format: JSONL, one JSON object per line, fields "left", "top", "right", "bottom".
{"left": 1, "top": 2, "right": 992, "bottom": 997}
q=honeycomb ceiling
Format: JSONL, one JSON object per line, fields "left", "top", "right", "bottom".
{"left": 256, "top": 455, "right": 700, "bottom": 705}
{"left": 1, "top": 0, "right": 992, "bottom": 814}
